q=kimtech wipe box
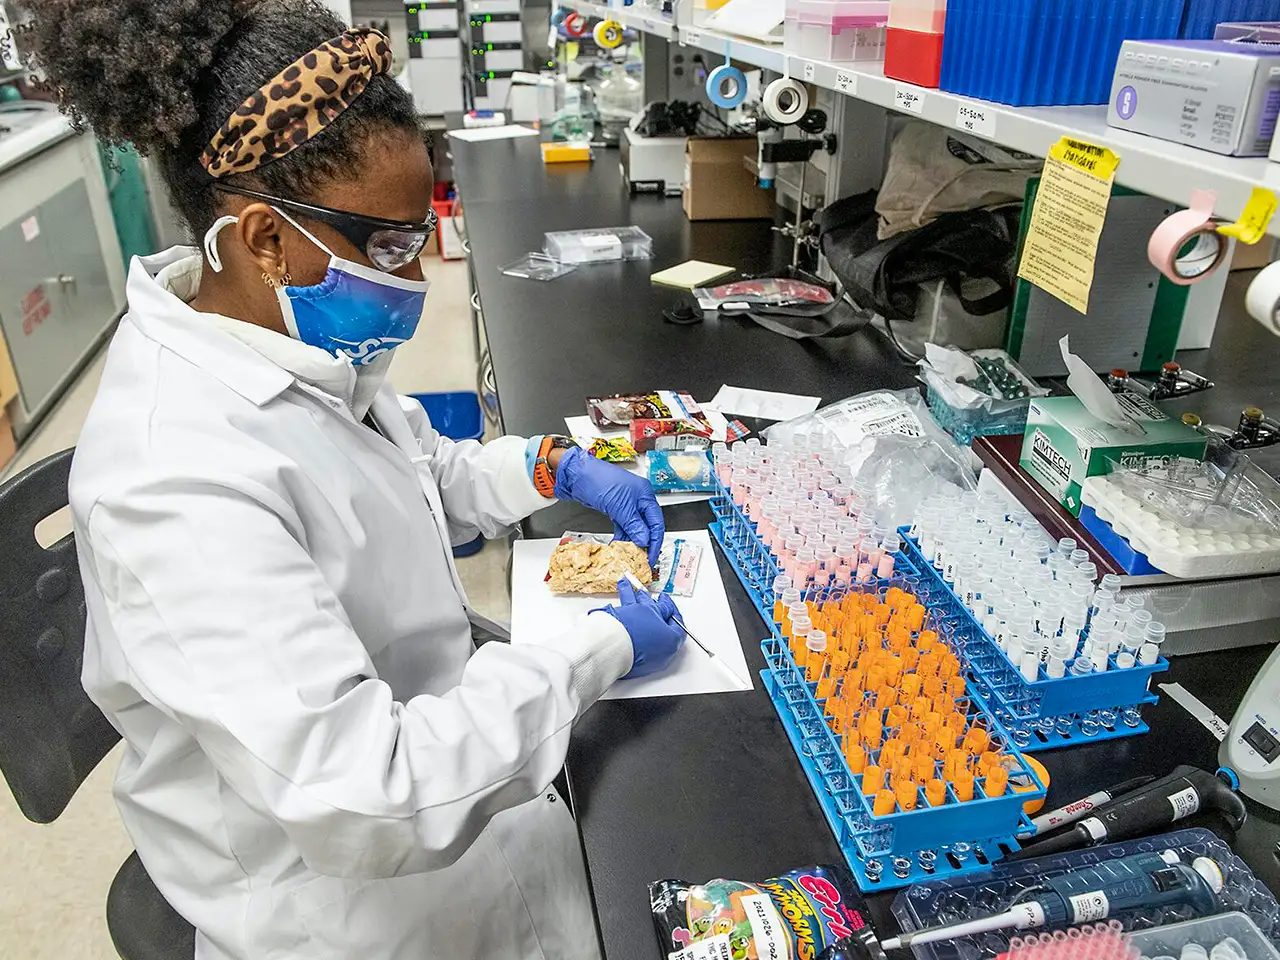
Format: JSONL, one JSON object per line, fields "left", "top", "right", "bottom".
{"left": 1020, "top": 394, "right": 1207, "bottom": 517}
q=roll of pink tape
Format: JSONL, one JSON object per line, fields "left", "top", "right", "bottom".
{"left": 1147, "top": 189, "right": 1229, "bottom": 286}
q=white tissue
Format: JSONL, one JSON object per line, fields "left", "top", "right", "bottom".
{"left": 1058, "top": 335, "right": 1144, "bottom": 434}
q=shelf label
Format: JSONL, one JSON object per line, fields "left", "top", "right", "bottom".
{"left": 682, "top": 29, "right": 701, "bottom": 47}
{"left": 895, "top": 84, "right": 926, "bottom": 114}
{"left": 956, "top": 102, "right": 996, "bottom": 139}
{"left": 835, "top": 70, "right": 856, "bottom": 94}
{"left": 802, "top": 60, "right": 815, "bottom": 82}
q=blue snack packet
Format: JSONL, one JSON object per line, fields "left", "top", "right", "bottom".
{"left": 648, "top": 450, "right": 714, "bottom": 493}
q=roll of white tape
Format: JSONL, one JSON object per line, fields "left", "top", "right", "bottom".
{"left": 761, "top": 77, "right": 809, "bottom": 125}
{"left": 1147, "top": 189, "right": 1228, "bottom": 286}
{"left": 1246, "top": 260, "right": 1280, "bottom": 336}
{"left": 594, "top": 19, "right": 623, "bottom": 48}
{"left": 706, "top": 63, "right": 747, "bottom": 108}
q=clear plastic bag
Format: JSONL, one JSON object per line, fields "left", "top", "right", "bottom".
{"left": 919, "top": 345, "right": 1048, "bottom": 445}
{"left": 1107, "top": 439, "right": 1280, "bottom": 536}
{"left": 764, "top": 388, "right": 977, "bottom": 528}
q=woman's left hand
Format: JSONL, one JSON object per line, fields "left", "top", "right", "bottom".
{"left": 553, "top": 446, "right": 665, "bottom": 567}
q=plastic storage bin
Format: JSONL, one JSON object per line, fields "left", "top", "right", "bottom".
{"left": 886, "top": 27, "right": 944, "bottom": 86}
{"left": 939, "top": 0, "right": 1186, "bottom": 106}
{"left": 1127, "top": 913, "right": 1280, "bottom": 960}
{"left": 885, "top": 0, "right": 945, "bottom": 86}
{"left": 784, "top": 0, "right": 889, "bottom": 61}
{"left": 1186, "top": 1, "right": 1280, "bottom": 39}
{"left": 411, "top": 392, "right": 487, "bottom": 557}
{"left": 543, "top": 225, "right": 653, "bottom": 263}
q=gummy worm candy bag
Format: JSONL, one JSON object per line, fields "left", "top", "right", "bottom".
{"left": 649, "top": 863, "right": 885, "bottom": 960}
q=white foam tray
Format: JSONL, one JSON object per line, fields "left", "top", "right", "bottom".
{"left": 1082, "top": 475, "right": 1280, "bottom": 579}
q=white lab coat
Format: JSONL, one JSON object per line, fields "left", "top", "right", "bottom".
{"left": 70, "top": 248, "right": 634, "bottom": 960}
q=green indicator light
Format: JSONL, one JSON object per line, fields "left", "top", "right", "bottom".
{"left": 489, "top": 70, "right": 495, "bottom": 78}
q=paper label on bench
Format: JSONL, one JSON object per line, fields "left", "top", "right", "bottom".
{"left": 741, "top": 894, "right": 789, "bottom": 960}
{"left": 669, "top": 933, "right": 733, "bottom": 960}
{"left": 835, "top": 70, "right": 856, "bottom": 94}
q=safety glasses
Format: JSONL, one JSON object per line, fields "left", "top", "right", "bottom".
{"left": 214, "top": 184, "right": 438, "bottom": 272}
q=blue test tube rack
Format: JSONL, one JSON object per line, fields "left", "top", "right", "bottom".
{"left": 898, "top": 529, "right": 1169, "bottom": 752}
{"left": 709, "top": 480, "right": 1047, "bottom": 892}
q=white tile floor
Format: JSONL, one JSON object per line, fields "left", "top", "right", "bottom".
{"left": 0, "top": 254, "right": 512, "bottom": 957}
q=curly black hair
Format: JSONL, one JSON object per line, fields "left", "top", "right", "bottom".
{"left": 15, "top": 0, "right": 423, "bottom": 234}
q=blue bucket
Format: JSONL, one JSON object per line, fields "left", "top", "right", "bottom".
{"left": 410, "top": 392, "right": 486, "bottom": 556}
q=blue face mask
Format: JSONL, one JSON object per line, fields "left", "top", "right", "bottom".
{"left": 202, "top": 210, "right": 431, "bottom": 368}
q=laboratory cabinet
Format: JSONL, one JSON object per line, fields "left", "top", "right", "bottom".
{"left": 0, "top": 111, "right": 126, "bottom": 436}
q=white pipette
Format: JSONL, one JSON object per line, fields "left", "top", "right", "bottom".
{"left": 623, "top": 571, "right": 749, "bottom": 690}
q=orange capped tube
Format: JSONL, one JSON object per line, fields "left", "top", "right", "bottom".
{"left": 895, "top": 780, "right": 918, "bottom": 811}
{"left": 954, "top": 768, "right": 975, "bottom": 802}
{"left": 984, "top": 765, "right": 1009, "bottom": 797}
{"left": 873, "top": 789, "right": 897, "bottom": 817}
{"left": 925, "top": 778, "right": 947, "bottom": 808}
{"left": 844, "top": 739, "right": 866, "bottom": 774}
{"left": 861, "top": 764, "right": 883, "bottom": 795}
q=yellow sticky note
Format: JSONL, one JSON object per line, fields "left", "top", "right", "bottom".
{"left": 1217, "top": 187, "right": 1278, "bottom": 245}
{"left": 1016, "top": 136, "right": 1122, "bottom": 315}
{"left": 650, "top": 260, "right": 736, "bottom": 290}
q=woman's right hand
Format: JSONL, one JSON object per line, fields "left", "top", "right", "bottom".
{"left": 597, "top": 579, "right": 686, "bottom": 678}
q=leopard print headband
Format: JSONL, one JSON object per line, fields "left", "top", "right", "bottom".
{"left": 199, "top": 28, "right": 393, "bottom": 179}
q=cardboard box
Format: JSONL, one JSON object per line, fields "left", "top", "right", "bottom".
{"left": 0, "top": 330, "right": 18, "bottom": 409}
{"left": 682, "top": 138, "right": 777, "bottom": 221}
{"left": 1019, "top": 394, "right": 1207, "bottom": 517}
{"left": 0, "top": 411, "right": 16, "bottom": 474}
{"left": 1108, "top": 39, "right": 1280, "bottom": 157}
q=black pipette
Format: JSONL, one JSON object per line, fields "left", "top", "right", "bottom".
{"left": 1010, "top": 766, "right": 1246, "bottom": 860}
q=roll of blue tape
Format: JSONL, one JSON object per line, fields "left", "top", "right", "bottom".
{"left": 706, "top": 64, "right": 747, "bottom": 108}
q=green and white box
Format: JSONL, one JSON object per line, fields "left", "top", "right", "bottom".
{"left": 1020, "top": 394, "right": 1207, "bottom": 517}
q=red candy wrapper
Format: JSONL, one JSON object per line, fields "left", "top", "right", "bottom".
{"left": 630, "top": 418, "right": 714, "bottom": 453}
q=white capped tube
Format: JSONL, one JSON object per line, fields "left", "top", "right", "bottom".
{"left": 1139, "top": 642, "right": 1160, "bottom": 665}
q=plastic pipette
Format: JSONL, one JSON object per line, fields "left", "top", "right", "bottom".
{"left": 622, "top": 572, "right": 748, "bottom": 689}
{"left": 880, "top": 850, "right": 1223, "bottom": 952}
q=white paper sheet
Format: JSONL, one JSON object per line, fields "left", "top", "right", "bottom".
{"left": 707, "top": 385, "right": 820, "bottom": 421}
{"left": 510, "top": 530, "right": 753, "bottom": 698}
{"left": 447, "top": 124, "right": 539, "bottom": 142}
{"left": 563, "top": 415, "right": 711, "bottom": 506}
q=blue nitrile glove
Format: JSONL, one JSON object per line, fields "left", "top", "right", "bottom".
{"left": 554, "top": 445, "right": 665, "bottom": 567}
{"left": 596, "top": 579, "right": 686, "bottom": 678}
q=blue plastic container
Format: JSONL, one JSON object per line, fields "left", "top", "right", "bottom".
{"left": 1077, "top": 504, "right": 1164, "bottom": 576}
{"left": 899, "top": 531, "right": 1168, "bottom": 751}
{"left": 939, "top": 0, "right": 1185, "bottom": 106}
{"left": 1183, "top": 0, "right": 1280, "bottom": 39}
{"left": 409, "top": 391, "right": 485, "bottom": 444}
{"left": 411, "top": 392, "right": 486, "bottom": 557}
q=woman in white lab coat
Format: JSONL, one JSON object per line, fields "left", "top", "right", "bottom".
{"left": 16, "top": 2, "right": 686, "bottom": 958}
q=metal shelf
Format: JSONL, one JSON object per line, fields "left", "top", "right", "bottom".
{"left": 568, "top": 1, "right": 675, "bottom": 40}
{"left": 566, "top": 2, "right": 1280, "bottom": 236}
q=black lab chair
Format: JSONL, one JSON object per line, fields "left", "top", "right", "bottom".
{"left": 0, "top": 448, "right": 195, "bottom": 959}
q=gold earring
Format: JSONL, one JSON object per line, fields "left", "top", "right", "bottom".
{"left": 281, "top": 272, "right": 292, "bottom": 286}
{"left": 261, "top": 271, "right": 277, "bottom": 289}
